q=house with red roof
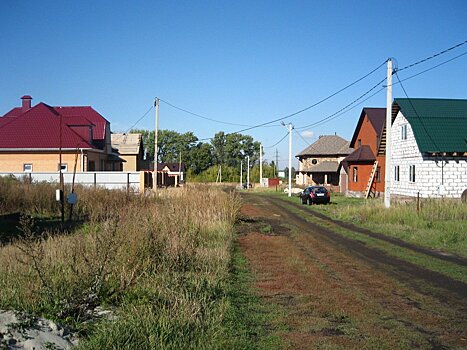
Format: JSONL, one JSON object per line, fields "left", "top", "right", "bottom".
{"left": 340, "top": 108, "right": 386, "bottom": 197}
{"left": 0, "top": 96, "right": 124, "bottom": 173}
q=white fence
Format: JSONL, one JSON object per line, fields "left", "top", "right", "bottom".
{"left": 0, "top": 172, "right": 141, "bottom": 192}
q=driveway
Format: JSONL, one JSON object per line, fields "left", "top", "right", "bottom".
{"left": 237, "top": 192, "right": 467, "bottom": 350}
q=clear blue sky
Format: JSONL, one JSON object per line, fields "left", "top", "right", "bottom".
{"left": 1, "top": 1, "right": 466, "bottom": 169}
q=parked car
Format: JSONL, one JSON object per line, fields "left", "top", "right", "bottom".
{"left": 299, "top": 186, "right": 330, "bottom": 205}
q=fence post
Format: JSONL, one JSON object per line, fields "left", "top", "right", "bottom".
{"left": 417, "top": 192, "right": 420, "bottom": 215}
{"left": 94, "top": 173, "right": 97, "bottom": 189}
{"left": 127, "top": 172, "right": 130, "bottom": 194}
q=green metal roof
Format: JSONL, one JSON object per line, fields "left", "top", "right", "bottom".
{"left": 392, "top": 98, "right": 467, "bottom": 153}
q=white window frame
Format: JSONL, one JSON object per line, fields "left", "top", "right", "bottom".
{"left": 23, "top": 164, "right": 33, "bottom": 172}
{"left": 394, "top": 165, "right": 400, "bottom": 182}
{"left": 409, "top": 165, "right": 415, "bottom": 183}
{"left": 401, "top": 124, "right": 407, "bottom": 140}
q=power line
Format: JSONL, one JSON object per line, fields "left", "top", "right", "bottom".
{"left": 264, "top": 132, "right": 289, "bottom": 148}
{"left": 392, "top": 51, "right": 467, "bottom": 86}
{"left": 159, "top": 98, "right": 254, "bottom": 127}
{"left": 397, "top": 40, "right": 466, "bottom": 72}
{"left": 113, "top": 104, "right": 154, "bottom": 142}
{"left": 295, "top": 77, "right": 387, "bottom": 130}
{"left": 227, "top": 60, "right": 387, "bottom": 134}
{"left": 394, "top": 71, "right": 441, "bottom": 152}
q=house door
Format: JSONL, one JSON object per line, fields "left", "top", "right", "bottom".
{"left": 340, "top": 173, "right": 348, "bottom": 193}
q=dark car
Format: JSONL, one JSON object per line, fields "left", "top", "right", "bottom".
{"left": 299, "top": 186, "right": 330, "bottom": 205}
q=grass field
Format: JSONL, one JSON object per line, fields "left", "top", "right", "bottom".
{"left": 0, "top": 177, "right": 277, "bottom": 349}
{"left": 262, "top": 190, "right": 467, "bottom": 258}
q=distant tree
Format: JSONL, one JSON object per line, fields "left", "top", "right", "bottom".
{"left": 190, "top": 142, "right": 214, "bottom": 174}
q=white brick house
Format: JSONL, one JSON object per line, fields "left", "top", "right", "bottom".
{"left": 390, "top": 98, "right": 467, "bottom": 199}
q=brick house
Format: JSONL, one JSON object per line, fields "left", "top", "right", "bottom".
{"left": 341, "top": 108, "right": 386, "bottom": 197}
{"left": 296, "top": 135, "right": 352, "bottom": 189}
{"left": 0, "top": 96, "right": 124, "bottom": 172}
{"left": 389, "top": 98, "right": 467, "bottom": 199}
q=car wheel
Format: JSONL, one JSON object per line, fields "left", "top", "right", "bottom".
{"left": 308, "top": 198, "right": 313, "bottom": 205}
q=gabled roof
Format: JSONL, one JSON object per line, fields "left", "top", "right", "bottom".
{"left": 350, "top": 108, "right": 386, "bottom": 147}
{"left": 0, "top": 102, "right": 95, "bottom": 149}
{"left": 342, "top": 145, "right": 376, "bottom": 163}
{"left": 392, "top": 98, "right": 467, "bottom": 153}
{"left": 157, "top": 162, "right": 186, "bottom": 172}
{"left": 111, "top": 133, "right": 142, "bottom": 155}
{"left": 296, "top": 135, "right": 352, "bottom": 157}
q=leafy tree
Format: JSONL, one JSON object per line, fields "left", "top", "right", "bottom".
{"left": 190, "top": 142, "right": 214, "bottom": 174}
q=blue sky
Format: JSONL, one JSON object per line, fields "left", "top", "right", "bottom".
{"left": 1, "top": 1, "right": 466, "bottom": 168}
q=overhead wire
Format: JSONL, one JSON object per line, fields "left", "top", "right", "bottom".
{"left": 397, "top": 40, "right": 466, "bottom": 72}
{"left": 263, "top": 132, "right": 289, "bottom": 148}
{"left": 295, "top": 77, "right": 387, "bottom": 130}
{"left": 394, "top": 71, "right": 441, "bottom": 153}
{"left": 112, "top": 104, "right": 154, "bottom": 142}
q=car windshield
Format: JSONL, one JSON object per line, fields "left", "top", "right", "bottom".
{"left": 313, "top": 187, "right": 327, "bottom": 194}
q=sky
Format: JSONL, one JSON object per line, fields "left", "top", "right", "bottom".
{"left": 1, "top": 0, "right": 466, "bottom": 169}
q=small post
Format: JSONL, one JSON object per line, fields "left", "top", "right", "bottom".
{"left": 247, "top": 155, "right": 250, "bottom": 189}
{"left": 417, "top": 191, "right": 420, "bottom": 214}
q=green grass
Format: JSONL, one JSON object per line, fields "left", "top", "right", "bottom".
{"left": 263, "top": 191, "right": 467, "bottom": 258}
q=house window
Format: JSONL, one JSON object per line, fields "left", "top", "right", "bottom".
{"left": 353, "top": 167, "right": 358, "bottom": 182}
{"left": 58, "top": 163, "right": 68, "bottom": 172}
{"left": 409, "top": 165, "right": 416, "bottom": 182}
{"left": 311, "top": 159, "right": 318, "bottom": 165}
{"left": 88, "top": 161, "right": 96, "bottom": 171}
{"left": 23, "top": 164, "right": 33, "bottom": 172}
{"left": 375, "top": 166, "right": 381, "bottom": 182}
{"left": 357, "top": 139, "right": 362, "bottom": 148}
{"left": 394, "top": 165, "right": 400, "bottom": 182}
{"left": 401, "top": 124, "right": 407, "bottom": 140}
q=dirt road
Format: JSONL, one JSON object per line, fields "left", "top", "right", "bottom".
{"left": 237, "top": 193, "right": 467, "bottom": 350}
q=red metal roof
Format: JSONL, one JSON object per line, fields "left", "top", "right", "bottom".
{"left": 0, "top": 103, "right": 94, "bottom": 149}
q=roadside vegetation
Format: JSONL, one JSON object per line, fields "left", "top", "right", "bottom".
{"left": 262, "top": 189, "right": 467, "bottom": 258}
{"left": 0, "top": 177, "right": 275, "bottom": 349}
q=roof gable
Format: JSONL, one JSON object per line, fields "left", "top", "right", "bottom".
{"left": 392, "top": 98, "right": 467, "bottom": 153}
{"left": 296, "top": 135, "right": 352, "bottom": 157}
{"left": 349, "top": 108, "right": 386, "bottom": 147}
{"left": 111, "top": 133, "right": 142, "bottom": 154}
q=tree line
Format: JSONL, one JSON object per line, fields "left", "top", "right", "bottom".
{"left": 131, "top": 129, "right": 279, "bottom": 182}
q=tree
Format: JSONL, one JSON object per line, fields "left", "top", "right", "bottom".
{"left": 211, "top": 131, "right": 260, "bottom": 168}
{"left": 190, "top": 142, "right": 213, "bottom": 174}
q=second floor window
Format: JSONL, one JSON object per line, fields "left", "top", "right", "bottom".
{"left": 353, "top": 167, "right": 358, "bottom": 182}
{"left": 401, "top": 124, "right": 407, "bottom": 140}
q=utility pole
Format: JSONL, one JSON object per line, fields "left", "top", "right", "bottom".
{"left": 154, "top": 97, "right": 159, "bottom": 193}
{"left": 275, "top": 148, "right": 279, "bottom": 177}
{"left": 240, "top": 160, "right": 243, "bottom": 188}
{"left": 384, "top": 59, "right": 392, "bottom": 208}
{"left": 247, "top": 155, "right": 250, "bottom": 189}
{"left": 59, "top": 112, "right": 64, "bottom": 224}
{"left": 259, "top": 143, "right": 263, "bottom": 186}
{"left": 282, "top": 122, "right": 293, "bottom": 197}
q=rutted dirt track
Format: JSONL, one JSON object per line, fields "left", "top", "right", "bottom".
{"left": 237, "top": 193, "right": 467, "bottom": 350}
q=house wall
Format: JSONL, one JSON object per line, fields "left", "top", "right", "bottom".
{"left": 0, "top": 152, "right": 84, "bottom": 172}
{"left": 85, "top": 151, "right": 110, "bottom": 171}
{"left": 297, "top": 155, "right": 347, "bottom": 186}
{"left": 391, "top": 112, "right": 467, "bottom": 198}
{"left": 354, "top": 115, "right": 379, "bottom": 155}
{"left": 120, "top": 154, "right": 138, "bottom": 172}
{"left": 346, "top": 113, "right": 386, "bottom": 195}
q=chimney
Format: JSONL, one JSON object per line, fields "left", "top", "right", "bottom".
{"left": 21, "top": 95, "right": 32, "bottom": 112}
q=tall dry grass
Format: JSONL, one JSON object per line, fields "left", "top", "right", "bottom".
{"left": 0, "top": 181, "right": 242, "bottom": 348}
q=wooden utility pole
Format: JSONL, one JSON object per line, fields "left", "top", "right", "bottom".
{"left": 154, "top": 97, "right": 159, "bottom": 193}
{"left": 247, "top": 155, "right": 250, "bottom": 189}
{"left": 384, "top": 59, "right": 393, "bottom": 208}
{"left": 59, "top": 112, "right": 64, "bottom": 223}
